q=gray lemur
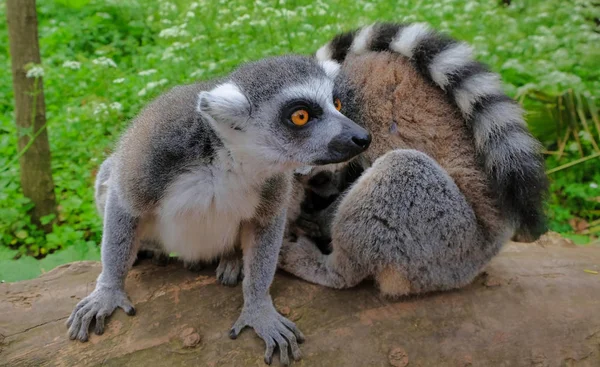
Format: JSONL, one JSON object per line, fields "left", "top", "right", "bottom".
{"left": 280, "top": 23, "right": 548, "bottom": 297}
{"left": 68, "top": 55, "right": 371, "bottom": 365}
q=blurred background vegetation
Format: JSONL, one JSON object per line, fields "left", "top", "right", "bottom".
{"left": 1, "top": 0, "right": 599, "bottom": 281}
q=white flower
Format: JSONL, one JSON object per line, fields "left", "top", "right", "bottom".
{"left": 186, "top": 11, "right": 195, "bottom": 18}
{"left": 579, "top": 131, "right": 592, "bottom": 142}
{"left": 138, "top": 79, "right": 169, "bottom": 96}
{"left": 192, "top": 35, "right": 207, "bottom": 42}
{"left": 113, "top": 78, "right": 125, "bottom": 84}
{"left": 26, "top": 65, "right": 44, "bottom": 78}
{"left": 96, "top": 12, "right": 111, "bottom": 19}
{"left": 93, "top": 103, "right": 108, "bottom": 116}
{"left": 159, "top": 25, "right": 189, "bottom": 38}
{"left": 110, "top": 102, "right": 122, "bottom": 111}
{"left": 591, "top": 183, "right": 599, "bottom": 189}
{"left": 161, "top": 51, "right": 175, "bottom": 60}
{"left": 62, "top": 60, "right": 81, "bottom": 70}
{"left": 138, "top": 69, "right": 157, "bottom": 76}
{"left": 568, "top": 142, "right": 579, "bottom": 153}
{"left": 190, "top": 69, "right": 204, "bottom": 78}
{"left": 92, "top": 57, "right": 117, "bottom": 68}
{"left": 280, "top": 9, "right": 296, "bottom": 17}
{"left": 171, "top": 42, "right": 190, "bottom": 50}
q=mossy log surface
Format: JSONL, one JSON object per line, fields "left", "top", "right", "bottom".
{"left": 1, "top": 234, "right": 599, "bottom": 367}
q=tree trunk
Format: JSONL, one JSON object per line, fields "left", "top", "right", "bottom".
{"left": 1, "top": 234, "right": 599, "bottom": 366}
{"left": 6, "top": 0, "right": 56, "bottom": 232}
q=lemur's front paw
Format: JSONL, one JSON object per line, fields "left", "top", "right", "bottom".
{"left": 216, "top": 255, "right": 244, "bottom": 286}
{"left": 230, "top": 302, "right": 304, "bottom": 365}
{"left": 66, "top": 286, "right": 135, "bottom": 342}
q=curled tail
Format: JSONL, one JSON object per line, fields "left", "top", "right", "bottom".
{"left": 316, "top": 22, "right": 548, "bottom": 241}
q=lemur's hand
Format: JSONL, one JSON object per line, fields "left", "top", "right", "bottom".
{"left": 230, "top": 300, "right": 304, "bottom": 365}
{"left": 66, "top": 286, "right": 135, "bottom": 341}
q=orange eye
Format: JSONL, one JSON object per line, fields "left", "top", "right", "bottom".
{"left": 334, "top": 98, "right": 342, "bottom": 111}
{"left": 291, "top": 109, "right": 310, "bottom": 126}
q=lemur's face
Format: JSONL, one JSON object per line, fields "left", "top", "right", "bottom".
{"left": 197, "top": 55, "right": 370, "bottom": 167}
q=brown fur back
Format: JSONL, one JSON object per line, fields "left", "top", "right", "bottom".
{"left": 343, "top": 52, "right": 502, "bottom": 235}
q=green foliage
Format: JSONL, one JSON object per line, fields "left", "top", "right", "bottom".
{"left": 0, "top": 0, "right": 598, "bottom": 280}
{"left": 0, "top": 241, "right": 99, "bottom": 282}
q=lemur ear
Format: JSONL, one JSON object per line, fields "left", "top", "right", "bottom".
{"left": 319, "top": 60, "right": 341, "bottom": 80}
{"left": 197, "top": 83, "right": 251, "bottom": 130}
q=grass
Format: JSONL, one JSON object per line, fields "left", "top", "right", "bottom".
{"left": 1, "top": 0, "right": 599, "bottom": 281}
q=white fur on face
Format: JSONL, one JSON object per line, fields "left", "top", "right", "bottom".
{"left": 277, "top": 78, "right": 335, "bottom": 108}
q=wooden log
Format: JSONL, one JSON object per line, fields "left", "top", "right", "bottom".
{"left": 1, "top": 234, "right": 599, "bottom": 366}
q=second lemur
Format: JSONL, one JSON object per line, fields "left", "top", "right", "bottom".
{"left": 280, "top": 23, "right": 548, "bottom": 297}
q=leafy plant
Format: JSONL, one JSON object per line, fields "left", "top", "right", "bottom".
{"left": 0, "top": 0, "right": 598, "bottom": 281}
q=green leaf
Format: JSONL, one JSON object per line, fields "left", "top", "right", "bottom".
{"left": 15, "top": 230, "right": 28, "bottom": 239}
{"left": 38, "top": 242, "right": 100, "bottom": 274}
{"left": 562, "top": 234, "right": 591, "bottom": 245}
{"left": 0, "top": 246, "right": 18, "bottom": 261}
{"left": 55, "top": 0, "right": 91, "bottom": 10}
{"left": 40, "top": 213, "right": 56, "bottom": 225}
{"left": 0, "top": 257, "right": 41, "bottom": 282}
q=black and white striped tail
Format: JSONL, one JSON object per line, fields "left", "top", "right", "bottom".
{"left": 317, "top": 22, "right": 548, "bottom": 240}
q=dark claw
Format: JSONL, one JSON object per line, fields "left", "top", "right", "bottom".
{"left": 125, "top": 307, "right": 136, "bottom": 316}
{"left": 264, "top": 356, "right": 272, "bottom": 365}
{"left": 229, "top": 329, "right": 238, "bottom": 339}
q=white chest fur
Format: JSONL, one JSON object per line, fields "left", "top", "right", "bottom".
{"left": 147, "top": 161, "right": 266, "bottom": 262}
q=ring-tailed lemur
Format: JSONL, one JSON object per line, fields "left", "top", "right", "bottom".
{"left": 280, "top": 23, "right": 548, "bottom": 297}
{"left": 69, "top": 55, "right": 371, "bottom": 365}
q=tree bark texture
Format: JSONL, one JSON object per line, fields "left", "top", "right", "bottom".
{"left": 1, "top": 234, "right": 599, "bottom": 366}
{"left": 6, "top": 0, "right": 56, "bottom": 231}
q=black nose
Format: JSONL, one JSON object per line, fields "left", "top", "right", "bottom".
{"left": 351, "top": 133, "right": 371, "bottom": 150}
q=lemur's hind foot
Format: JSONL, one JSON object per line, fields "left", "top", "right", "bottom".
{"left": 216, "top": 252, "right": 244, "bottom": 286}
